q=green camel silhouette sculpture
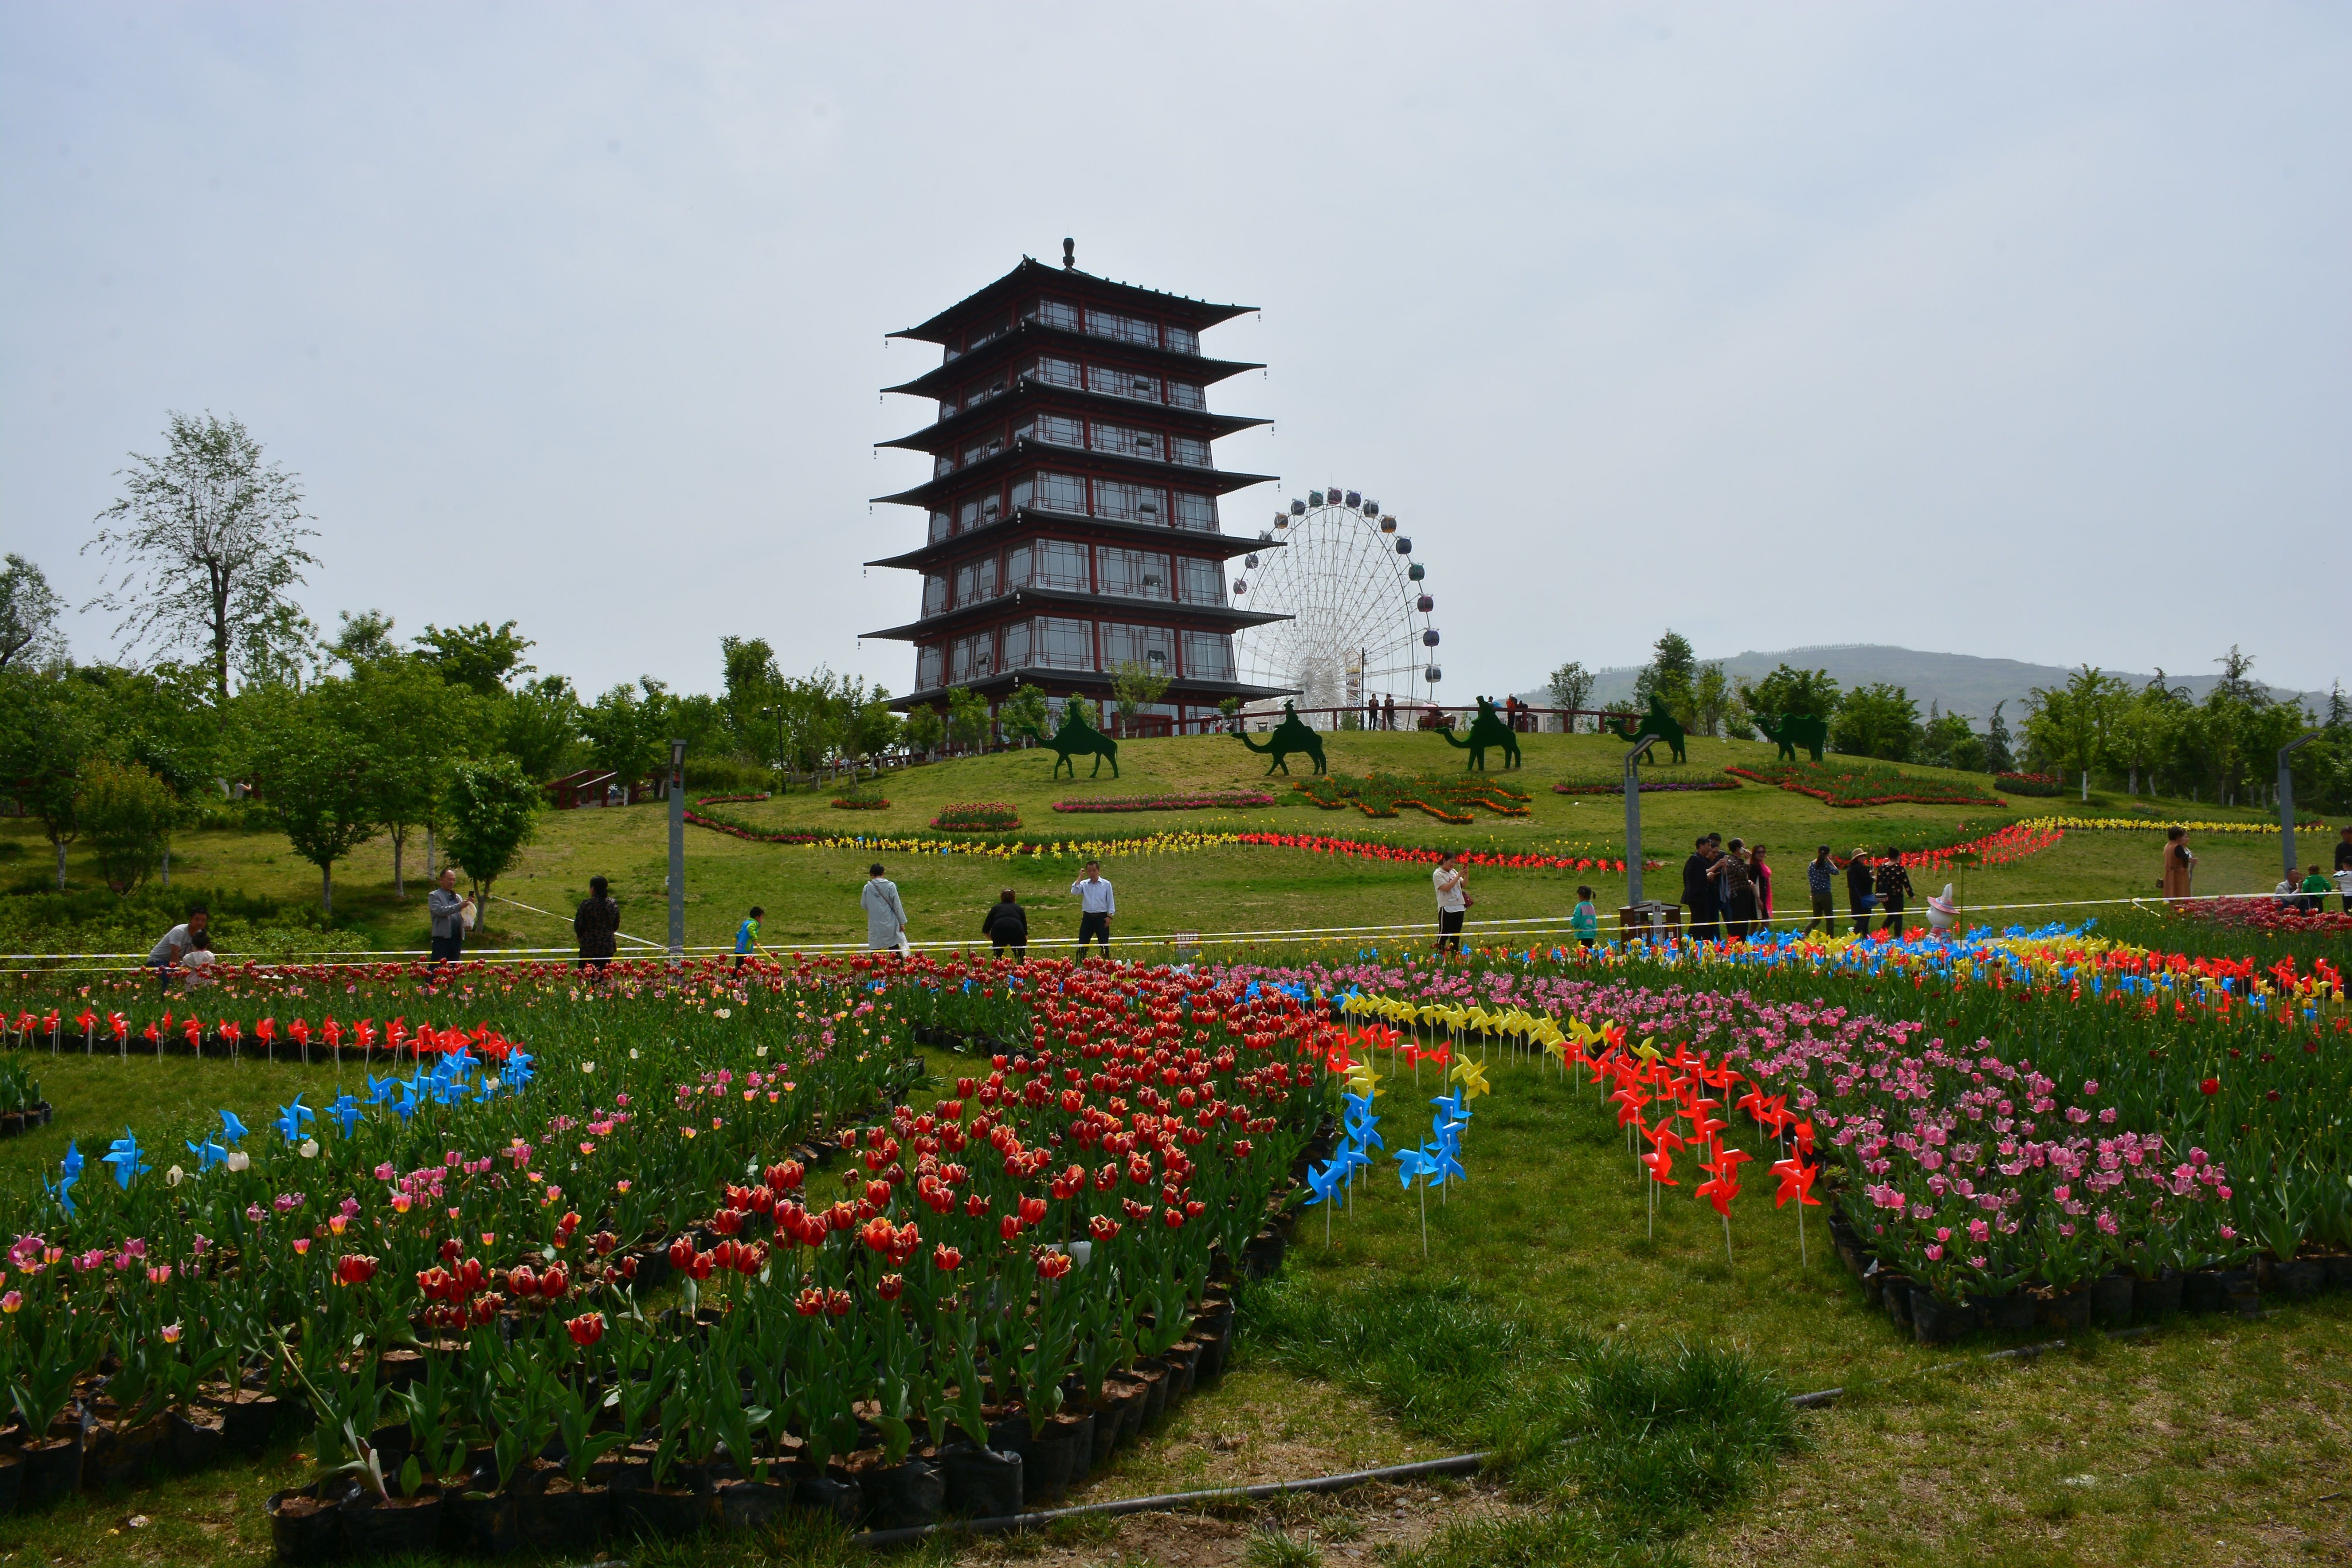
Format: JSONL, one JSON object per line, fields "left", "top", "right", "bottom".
{"left": 1233, "top": 703, "right": 1326, "bottom": 775}
{"left": 1434, "top": 696, "right": 1521, "bottom": 772}
{"left": 1605, "top": 696, "right": 1689, "bottom": 765}
{"left": 1753, "top": 711, "right": 1829, "bottom": 763}
{"left": 1014, "top": 708, "right": 1120, "bottom": 779}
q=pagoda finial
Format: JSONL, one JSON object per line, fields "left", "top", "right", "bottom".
{"left": 1062, "top": 237, "right": 1075, "bottom": 270}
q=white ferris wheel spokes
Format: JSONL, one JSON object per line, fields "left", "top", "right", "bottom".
{"left": 1227, "top": 487, "right": 1438, "bottom": 726}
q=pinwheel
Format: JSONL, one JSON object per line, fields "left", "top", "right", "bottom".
{"left": 217, "top": 1109, "right": 250, "bottom": 1145}
{"left": 274, "top": 1094, "right": 315, "bottom": 1144}
{"left": 47, "top": 1143, "right": 82, "bottom": 1217}
{"left": 186, "top": 1134, "right": 228, "bottom": 1171}
{"left": 328, "top": 1093, "right": 363, "bottom": 1137}
{"left": 103, "top": 1129, "right": 150, "bottom": 1190}
{"left": 1771, "top": 1157, "right": 1821, "bottom": 1266}
{"left": 1302, "top": 1159, "right": 1349, "bottom": 1245}
{"left": 1448, "top": 1058, "right": 1491, "bottom": 1102}
{"left": 1395, "top": 1146, "right": 1441, "bottom": 1259}
{"left": 1342, "top": 1092, "right": 1383, "bottom": 1155}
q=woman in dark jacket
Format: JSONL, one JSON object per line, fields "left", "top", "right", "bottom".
{"left": 1874, "top": 850, "right": 1916, "bottom": 939}
{"left": 1846, "top": 849, "right": 1876, "bottom": 934}
{"left": 981, "top": 889, "right": 1028, "bottom": 959}
{"left": 574, "top": 875, "right": 621, "bottom": 974}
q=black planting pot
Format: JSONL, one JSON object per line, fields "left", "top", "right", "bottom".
{"left": 2089, "top": 1272, "right": 2136, "bottom": 1327}
{"left": 1908, "top": 1287, "right": 1974, "bottom": 1345}
{"left": 791, "top": 1467, "right": 863, "bottom": 1528}
{"left": 1878, "top": 1274, "right": 1914, "bottom": 1331}
{"left": 2133, "top": 1270, "right": 2184, "bottom": 1321}
{"left": 1982, "top": 1291, "right": 2038, "bottom": 1332}
{"left": 2224, "top": 1269, "right": 2263, "bottom": 1318}
{"left": 1059, "top": 1412, "right": 1098, "bottom": 1488}
{"left": 265, "top": 1484, "right": 346, "bottom": 1565}
{"left": 1163, "top": 1342, "right": 1200, "bottom": 1405}
{"left": 2183, "top": 1268, "right": 2231, "bottom": 1314}
{"left": 1241, "top": 1229, "right": 1286, "bottom": 1280}
{"left": 2324, "top": 1255, "right": 2352, "bottom": 1294}
{"left": 90, "top": 1416, "right": 165, "bottom": 1489}
{"left": 2274, "top": 1258, "right": 2325, "bottom": 1301}
{"left": 618, "top": 1482, "right": 711, "bottom": 1539}
{"left": 17, "top": 1432, "right": 82, "bottom": 1508}
{"left": 941, "top": 1444, "right": 1023, "bottom": 1518}
{"left": 341, "top": 1487, "right": 443, "bottom": 1557}
{"left": 714, "top": 1475, "right": 790, "bottom": 1532}
{"left": 1094, "top": 1386, "right": 1141, "bottom": 1466}
{"left": 524, "top": 1477, "right": 610, "bottom": 1551}
{"left": 166, "top": 1407, "right": 226, "bottom": 1473}
{"left": 2038, "top": 1287, "right": 2092, "bottom": 1330}
{"left": 222, "top": 1392, "right": 288, "bottom": 1456}
{"left": 1003, "top": 1425, "right": 1077, "bottom": 1509}
{"left": 0, "top": 1450, "right": 22, "bottom": 1514}
{"left": 854, "top": 1455, "right": 944, "bottom": 1531}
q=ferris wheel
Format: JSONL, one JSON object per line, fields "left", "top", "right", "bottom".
{"left": 1228, "top": 486, "right": 1439, "bottom": 723}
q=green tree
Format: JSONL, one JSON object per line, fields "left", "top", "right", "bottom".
{"left": 581, "top": 679, "right": 675, "bottom": 786}
{"left": 719, "top": 636, "right": 784, "bottom": 757}
{"left": 335, "top": 657, "right": 482, "bottom": 897}
{"left": 328, "top": 608, "right": 403, "bottom": 669}
{"left": 0, "top": 554, "right": 67, "bottom": 671}
{"left": 903, "top": 704, "right": 946, "bottom": 757}
{"left": 946, "top": 686, "right": 993, "bottom": 752}
{"left": 1983, "top": 701, "right": 2015, "bottom": 776}
{"left": 1691, "top": 662, "right": 1733, "bottom": 739}
{"left": 1546, "top": 660, "right": 1595, "bottom": 733}
{"left": 1831, "top": 683, "right": 1921, "bottom": 762}
{"left": 83, "top": 411, "right": 320, "bottom": 703}
{"left": 1000, "top": 682, "right": 1051, "bottom": 742}
{"left": 78, "top": 757, "right": 177, "bottom": 896}
{"left": 245, "top": 687, "right": 378, "bottom": 915}
{"left": 1917, "top": 707, "right": 1985, "bottom": 774}
{"left": 846, "top": 686, "right": 901, "bottom": 764}
{"left": 440, "top": 757, "right": 540, "bottom": 903}
{"left": 415, "top": 620, "right": 534, "bottom": 698}
{"left": 2024, "top": 666, "right": 2132, "bottom": 799}
{"left": 0, "top": 669, "right": 95, "bottom": 889}
{"left": 1108, "top": 659, "right": 1172, "bottom": 737}
{"left": 1735, "top": 663, "right": 1841, "bottom": 721}
{"left": 498, "top": 676, "right": 583, "bottom": 784}
{"left": 1632, "top": 630, "right": 1698, "bottom": 723}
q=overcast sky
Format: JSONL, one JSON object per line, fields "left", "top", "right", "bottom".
{"left": 4, "top": 2, "right": 2346, "bottom": 703}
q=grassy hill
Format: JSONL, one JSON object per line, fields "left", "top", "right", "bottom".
{"left": 2, "top": 729, "right": 2319, "bottom": 962}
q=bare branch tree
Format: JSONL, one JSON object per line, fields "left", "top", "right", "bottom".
{"left": 82, "top": 410, "right": 320, "bottom": 702}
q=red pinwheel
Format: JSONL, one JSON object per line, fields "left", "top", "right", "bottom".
{"left": 1639, "top": 1147, "right": 1679, "bottom": 1186}
{"left": 1610, "top": 1086, "right": 1652, "bottom": 1129}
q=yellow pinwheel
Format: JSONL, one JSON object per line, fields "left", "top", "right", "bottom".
{"left": 1346, "top": 1060, "right": 1381, "bottom": 1099}
{"left": 1449, "top": 1057, "right": 1491, "bottom": 1100}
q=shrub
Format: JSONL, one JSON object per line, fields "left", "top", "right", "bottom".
{"left": 830, "top": 794, "right": 890, "bottom": 811}
{"left": 1996, "top": 771, "right": 2064, "bottom": 797}
{"left": 1051, "top": 792, "right": 1276, "bottom": 813}
{"left": 931, "top": 803, "right": 1020, "bottom": 831}
{"left": 1724, "top": 760, "right": 2004, "bottom": 808}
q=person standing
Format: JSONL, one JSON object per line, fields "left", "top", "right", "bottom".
{"left": 427, "top": 869, "right": 474, "bottom": 965}
{"left": 1071, "top": 860, "right": 1115, "bottom": 956}
{"left": 1382, "top": 694, "right": 1396, "bottom": 731}
{"left": 1570, "top": 885, "right": 1601, "bottom": 949}
{"left": 2336, "top": 826, "right": 2352, "bottom": 914}
{"left": 1805, "top": 846, "right": 1838, "bottom": 937}
{"left": 1846, "top": 848, "right": 1876, "bottom": 935}
{"left": 982, "top": 889, "right": 1028, "bottom": 959}
{"left": 862, "top": 864, "right": 908, "bottom": 953}
{"left": 1681, "top": 836, "right": 1720, "bottom": 943}
{"left": 147, "top": 906, "right": 211, "bottom": 991}
{"left": 1433, "top": 851, "right": 1468, "bottom": 956}
{"left": 2160, "top": 826, "right": 2195, "bottom": 904}
{"left": 1874, "top": 849, "right": 1916, "bottom": 939}
{"left": 1750, "top": 844, "right": 1774, "bottom": 930}
{"left": 1366, "top": 695, "right": 1380, "bottom": 732}
{"left": 574, "top": 876, "right": 622, "bottom": 974}
{"left": 1712, "top": 838, "right": 1756, "bottom": 940}
{"left": 733, "top": 905, "right": 765, "bottom": 971}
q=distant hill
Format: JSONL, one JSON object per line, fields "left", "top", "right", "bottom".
{"left": 1516, "top": 644, "right": 2334, "bottom": 722}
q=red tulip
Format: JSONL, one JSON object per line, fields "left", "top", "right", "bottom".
{"left": 335, "top": 1254, "right": 378, "bottom": 1287}
{"left": 877, "top": 1273, "right": 905, "bottom": 1300}
{"left": 565, "top": 1311, "right": 605, "bottom": 1347}
{"left": 932, "top": 1244, "right": 962, "bottom": 1272}
{"left": 539, "top": 1263, "right": 568, "bottom": 1299}
{"left": 507, "top": 1264, "right": 537, "bottom": 1297}
{"left": 2200, "top": 1078, "right": 2220, "bottom": 1095}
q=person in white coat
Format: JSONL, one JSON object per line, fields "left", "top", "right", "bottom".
{"left": 862, "top": 864, "right": 908, "bottom": 953}
{"left": 1071, "top": 860, "right": 1115, "bottom": 956}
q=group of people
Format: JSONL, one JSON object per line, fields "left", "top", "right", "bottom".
{"left": 2272, "top": 826, "right": 2352, "bottom": 914}
{"left": 846, "top": 860, "right": 1117, "bottom": 961}
{"left": 1680, "top": 835, "right": 1916, "bottom": 941}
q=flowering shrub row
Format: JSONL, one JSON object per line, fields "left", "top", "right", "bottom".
{"left": 1723, "top": 760, "right": 2007, "bottom": 808}
{"left": 1294, "top": 771, "right": 1533, "bottom": 824}
{"left": 1051, "top": 792, "right": 1277, "bottom": 813}
{"left": 930, "top": 803, "right": 1021, "bottom": 831}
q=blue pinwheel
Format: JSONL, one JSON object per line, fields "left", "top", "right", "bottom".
{"left": 273, "top": 1094, "right": 315, "bottom": 1144}
{"left": 504, "top": 1051, "right": 536, "bottom": 1091}
{"left": 1396, "top": 1146, "right": 1440, "bottom": 1189}
{"left": 366, "top": 1072, "right": 398, "bottom": 1106}
{"left": 47, "top": 1143, "right": 84, "bottom": 1217}
{"left": 1302, "top": 1159, "right": 1348, "bottom": 1210}
{"left": 217, "top": 1109, "right": 250, "bottom": 1145}
{"left": 103, "top": 1129, "right": 150, "bottom": 1190}
{"left": 186, "top": 1134, "right": 227, "bottom": 1171}
{"left": 1342, "top": 1093, "right": 1383, "bottom": 1154}
{"left": 328, "top": 1093, "right": 362, "bottom": 1137}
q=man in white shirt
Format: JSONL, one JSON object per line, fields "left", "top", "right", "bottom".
{"left": 1071, "top": 860, "right": 1115, "bottom": 956}
{"left": 863, "top": 864, "right": 908, "bottom": 953}
{"left": 147, "top": 906, "right": 211, "bottom": 990}
{"left": 1432, "top": 852, "right": 1467, "bottom": 956}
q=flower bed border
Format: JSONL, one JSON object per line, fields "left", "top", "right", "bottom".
{"left": 1051, "top": 793, "right": 1277, "bottom": 814}
{"left": 1724, "top": 762, "right": 2006, "bottom": 808}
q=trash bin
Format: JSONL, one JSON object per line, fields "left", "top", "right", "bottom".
{"left": 1617, "top": 901, "right": 1682, "bottom": 944}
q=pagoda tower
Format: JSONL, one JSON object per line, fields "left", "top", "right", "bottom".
{"left": 864, "top": 241, "right": 1293, "bottom": 733}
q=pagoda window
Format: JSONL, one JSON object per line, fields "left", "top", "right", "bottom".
{"left": 1023, "top": 297, "right": 1079, "bottom": 332}
{"left": 955, "top": 555, "right": 1000, "bottom": 606}
{"left": 1093, "top": 479, "right": 1167, "bottom": 525}
{"left": 1085, "top": 308, "right": 1159, "bottom": 349}
{"left": 1165, "top": 324, "right": 1200, "bottom": 356}
{"left": 1100, "top": 622, "right": 1173, "bottom": 672}
{"left": 961, "top": 431, "right": 1005, "bottom": 467}
{"left": 1089, "top": 365, "right": 1160, "bottom": 403}
{"left": 1014, "top": 412, "right": 1084, "bottom": 449}
{"left": 1001, "top": 618, "right": 1031, "bottom": 669}
{"left": 1095, "top": 546, "right": 1171, "bottom": 601}
{"left": 1176, "top": 556, "right": 1224, "bottom": 605}
{"left": 922, "top": 572, "right": 949, "bottom": 617}
{"left": 936, "top": 395, "right": 957, "bottom": 422}
{"left": 917, "top": 645, "right": 945, "bottom": 689}
{"left": 1033, "top": 616, "right": 1097, "bottom": 671}
{"left": 963, "top": 371, "right": 1008, "bottom": 407}
{"left": 928, "top": 510, "right": 952, "bottom": 544}
{"left": 950, "top": 630, "right": 996, "bottom": 683}
{"left": 1023, "top": 355, "right": 1082, "bottom": 390}
{"left": 1021, "top": 539, "right": 1089, "bottom": 592}
{"left": 958, "top": 491, "right": 1004, "bottom": 531}
{"left": 1169, "top": 436, "right": 1212, "bottom": 469}
{"left": 1090, "top": 422, "right": 1161, "bottom": 461}
{"left": 933, "top": 453, "right": 954, "bottom": 480}
{"left": 966, "top": 314, "right": 1014, "bottom": 354}
{"left": 1167, "top": 380, "right": 1205, "bottom": 410}
{"left": 1181, "top": 631, "right": 1235, "bottom": 682}
{"left": 1022, "top": 470, "right": 1086, "bottom": 515}
{"left": 1173, "top": 492, "right": 1218, "bottom": 531}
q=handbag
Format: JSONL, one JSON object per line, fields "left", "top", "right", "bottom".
{"left": 1461, "top": 893, "right": 1476, "bottom": 909}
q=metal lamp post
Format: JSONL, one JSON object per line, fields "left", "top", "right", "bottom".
{"left": 667, "top": 739, "right": 688, "bottom": 963}
{"left": 2279, "top": 731, "right": 2321, "bottom": 882}
{"left": 760, "top": 705, "right": 788, "bottom": 790}
{"left": 1623, "top": 734, "right": 1659, "bottom": 905}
